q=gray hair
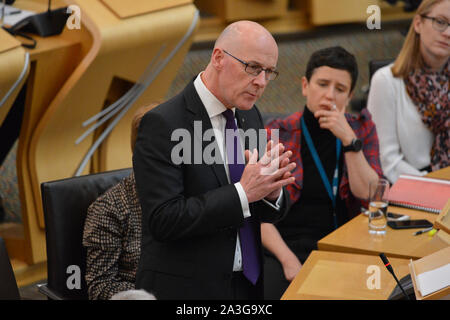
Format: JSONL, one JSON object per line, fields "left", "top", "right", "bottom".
{"left": 110, "top": 289, "right": 156, "bottom": 300}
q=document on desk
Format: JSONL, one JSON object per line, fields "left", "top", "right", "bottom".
{"left": 416, "top": 263, "right": 450, "bottom": 297}
{"left": 388, "top": 175, "right": 450, "bottom": 213}
{"left": 0, "top": 4, "right": 35, "bottom": 27}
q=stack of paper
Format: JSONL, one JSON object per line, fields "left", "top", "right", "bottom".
{"left": 416, "top": 263, "right": 450, "bottom": 297}
{"left": 0, "top": 4, "right": 35, "bottom": 27}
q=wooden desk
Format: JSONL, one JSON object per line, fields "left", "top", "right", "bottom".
{"left": 0, "top": 30, "right": 29, "bottom": 125}
{"left": 425, "top": 166, "right": 450, "bottom": 180}
{"left": 318, "top": 209, "right": 447, "bottom": 259}
{"left": 318, "top": 167, "right": 450, "bottom": 260}
{"left": 2, "top": 1, "right": 197, "bottom": 286}
{"left": 0, "top": 0, "right": 85, "bottom": 284}
{"left": 282, "top": 250, "right": 411, "bottom": 300}
{"left": 9, "top": 0, "right": 84, "bottom": 268}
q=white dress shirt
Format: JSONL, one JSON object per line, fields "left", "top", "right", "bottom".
{"left": 193, "top": 73, "right": 282, "bottom": 271}
{"left": 367, "top": 64, "right": 434, "bottom": 184}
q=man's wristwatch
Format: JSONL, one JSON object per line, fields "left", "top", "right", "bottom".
{"left": 343, "top": 138, "right": 362, "bottom": 153}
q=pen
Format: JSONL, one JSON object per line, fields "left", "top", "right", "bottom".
{"left": 413, "top": 227, "right": 433, "bottom": 236}
{"left": 6, "top": 10, "right": 22, "bottom": 15}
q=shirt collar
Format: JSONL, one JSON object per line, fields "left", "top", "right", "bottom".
{"left": 194, "top": 72, "right": 235, "bottom": 119}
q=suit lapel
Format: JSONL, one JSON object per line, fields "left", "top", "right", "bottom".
{"left": 235, "top": 109, "right": 250, "bottom": 150}
{"left": 183, "top": 82, "right": 229, "bottom": 187}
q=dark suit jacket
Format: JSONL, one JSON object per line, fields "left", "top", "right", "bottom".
{"left": 133, "top": 81, "right": 289, "bottom": 300}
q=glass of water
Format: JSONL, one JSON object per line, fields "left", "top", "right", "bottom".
{"left": 368, "top": 179, "right": 390, "bottom": 235}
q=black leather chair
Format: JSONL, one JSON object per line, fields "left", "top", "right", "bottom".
{"left": 0, "top": 237, "right": 21, "bottom": 300}
{"left": 369, "top": 59, "right": 395, "bottom": 84}
{"left": 38, "top": 168, "right": 132, "bottom": 300}
{"left": 351, "top": 58, "right": 395, "bottom": 113}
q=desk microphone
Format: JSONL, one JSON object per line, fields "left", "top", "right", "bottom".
{"left": 6, "top": 0, "right": 68, "bottom": 38}
{"left": 379, "top": 253, "right": 410, "bottom": 300}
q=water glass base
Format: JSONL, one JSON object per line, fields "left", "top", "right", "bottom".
{"left": 368, "top": 229, "right": 386, "bottom": 235}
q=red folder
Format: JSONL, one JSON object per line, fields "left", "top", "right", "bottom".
{"left": 388, "top": 175, "right": 450, "bottom": 213}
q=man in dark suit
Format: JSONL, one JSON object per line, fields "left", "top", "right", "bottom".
{"left": 133, "top": 20, "right": 296, "bottom": 300}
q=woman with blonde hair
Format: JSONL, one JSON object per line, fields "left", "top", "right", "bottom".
{"left": 367, "top": 0, "right": 449, "bottom": 183}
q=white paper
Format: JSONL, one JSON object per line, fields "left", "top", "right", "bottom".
{"left": 416, "top": 263, "right": 450, "bottom": 297}
{"left": 399, "top": 174, "right": 450, "bottom": 185}
{"left": 0, "top": 4, "right": 35, "bottom": 27}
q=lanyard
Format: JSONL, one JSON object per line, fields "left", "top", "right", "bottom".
{"left": 301, "top": 116, "right": 341, "bottom": 229}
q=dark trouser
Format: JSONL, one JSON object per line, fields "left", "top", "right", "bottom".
{"left": 263, "top": 255, "right": 290, "bottom": 300}
{"left": 231, "top": 271, "right": 259, "bottom": 300}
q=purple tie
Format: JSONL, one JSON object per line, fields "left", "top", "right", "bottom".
{"left": 222, "top": 109, "right": 260, "bottom": 285}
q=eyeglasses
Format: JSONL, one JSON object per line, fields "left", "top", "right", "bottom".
{"left": 420, "top": 15, "right": 450, "bottom": 32}
{"left": 223, "top": 50, "right": 279, "bottom": 81}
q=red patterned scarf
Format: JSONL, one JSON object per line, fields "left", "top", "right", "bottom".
{"left": 405, "top": 60, "right": 449, "bottom": 171}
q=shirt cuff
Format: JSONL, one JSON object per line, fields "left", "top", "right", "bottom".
{"left": 234, "top": 182, "right": 251, "bottom": 218}
{"left": 262, "top": 189, "right": 284, "bottom": 211}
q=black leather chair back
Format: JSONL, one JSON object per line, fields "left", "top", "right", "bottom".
{"left": 349, "top": 58, "right": 395, "bottom": 113}
{"left": 40, "top": 168, "right": 132, "bottom": 300}
{"left": 369, "top": 59, "right": 394, "bottom": 83}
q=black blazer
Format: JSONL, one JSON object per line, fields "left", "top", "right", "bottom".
{"left": 133, "top": 81, "right": 289, "bottom": 300}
